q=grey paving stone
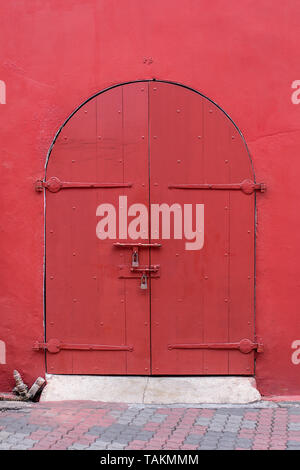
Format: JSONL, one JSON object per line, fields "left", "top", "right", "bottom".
{"left": 22, "top": 438, "right": 37, "bottom": 446}
{"left": 107, "top": 423, "right": 126, "bottom": 431}
{"left": 0, "top": 431, "right": 11, "bottom": 439}
{"left": 6, "top": 439, "right": 22, "bottom": 447}
{"left": 288, "top": 409, "right": 300, "bottom": 415}
{"left": 235, "top": 438, "right": 252, "bottom": 447}
{"left": 212, "top": 415, "right": 228, "bottom": 420}
{"left": 208, "top": 425, "right": 225, "bottom": 432}
{"left": 241, "top": 420, "right": 256, "bottom": 429}
{"left": 113, "top": 436, "right": 132, "bottom": 445}
{"left": 14, "top": 432, "right": 27, "bottom": 439}
{"left": 117, "top": 419, "right": 133, "bottom": 425}
{"left": 87, "top": 426, "right": 108, "bottom": 435}
{"left": 20, "top": 424, "right": 39, "bottom": 432}
{"left": 69, "top": 443, "right": 89, "bottom": 450}
{"left": 224, "top": 426, "right": 240, "bottom": 432}
{"left": 88, "top": 444, "right": 108, "bottom": 450}
{"left": 150, "top": 415, "right": 167, "bottom": 422}
{"left": 288, "top": 424, "right": 300, "bottom": 430}
{"left": 0, "top": 443, "right": 13, "bottom": 450}
{"left": 93, "top": 439, "right": 110, "bottom": 447}
{"left": 119, "top": 431, "right": 139, "bottom": 438}
{"left": 218, "top": 440, "right": 236, "bottom": 447}
{"left": 222, "top": 431, "right": 238, "bottom": 438}
{"left": 195, "top": 418, "right": 211, "bottom": 425}
{"left": 198, "top": 445, "right": 217, "bottom": 450}
{"left": 39, "top": 425, "right": 55, "bottom": 431}
{"left": 287, "top": 440, "right": 300, "bottom": 447}
{"left": 205, "top": 431, "right": 223, "bottom": 438}
{"left": 11, "top": 445, "right": 29, "bottom": 450}
{"left": 218, "top": 409, "right": 246, "bottom": 416}
{"left": 185, "top": 437, "right": 202, "bottom": 445}
{"left": 107, "top": 444, "right": 127, "bottom": 450}
{"left": 97, "top": 435, "right": 114, "bottom": 443}
{"left": 201, "top": 439, "right": 220, "bottom": 446}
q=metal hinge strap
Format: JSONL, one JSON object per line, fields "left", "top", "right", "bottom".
{"left": 169, "top": 179, "right": 266, "bottom": 195}
{"left": 168, "top": 338, "right": 263, "bottom": 354}
{"left": 33, "top": 338, "right": 133, "bottom": 354}
{"left": 35, "top": 177, "right": 132, "bottom": 193}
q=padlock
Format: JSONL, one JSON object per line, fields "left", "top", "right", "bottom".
{"left": 132, "top": 249, "right": 139, "bottom": 267}
{"left": 140, "top": 274, "right": 147, "bottom": 289}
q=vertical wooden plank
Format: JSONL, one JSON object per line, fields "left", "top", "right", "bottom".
{"left": 228, "top": 127, "right": 255, "bottom": 374}
{"left": 150, "top": 82, "right": 205, "bottom": 374}
{"left": 122, "top": 82, "right": 151, "bottom": 375}
{"left": 202, "top": 100, "right": 230, "bottom": 374}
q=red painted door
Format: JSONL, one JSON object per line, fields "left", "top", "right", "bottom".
{"left": 149, "top": 82, "right": 256, "bottom": 375}
{"left": 45, "top": 83, "right": 151, "bottom": 374}
{"left": 44, "top": 81, "right": 258, "bottom": 375}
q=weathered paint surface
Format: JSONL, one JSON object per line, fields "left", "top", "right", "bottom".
{"left": 0, "top": 0, "right": 299, "bottom": 395}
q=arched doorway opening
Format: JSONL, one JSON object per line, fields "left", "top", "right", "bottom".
{"left": 39, "top": 80, "right": 264, "bottom": 375}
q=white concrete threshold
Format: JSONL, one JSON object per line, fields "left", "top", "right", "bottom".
{"left": 41, "top": 375, "right": 261, "bottom": 404}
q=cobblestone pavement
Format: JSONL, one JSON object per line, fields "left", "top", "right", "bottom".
{"left": 0, "top": 401, "right": 300, "bottom": 450}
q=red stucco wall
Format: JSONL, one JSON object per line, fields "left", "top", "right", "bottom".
{"left": 1, "top": 0, "right": 300, "bottom": 395}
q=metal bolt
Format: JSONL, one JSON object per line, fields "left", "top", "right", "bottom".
{"left": 177, "top": 159, "right": 181, "bottom": 163}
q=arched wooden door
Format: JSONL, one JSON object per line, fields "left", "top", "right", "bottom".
{"left": 38, "top": 80, "right": 264, "bottom": 375}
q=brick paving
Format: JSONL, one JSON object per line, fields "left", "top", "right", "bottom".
{"left": 0, "top": 401, "right": 299, "bottom": 450}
